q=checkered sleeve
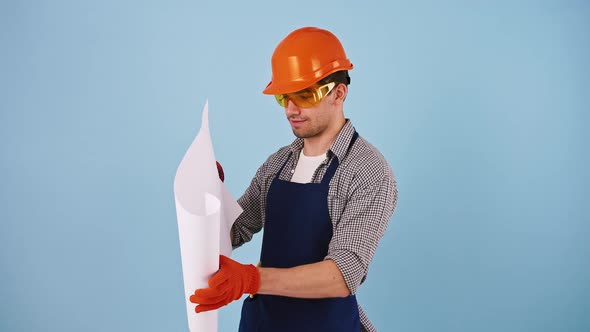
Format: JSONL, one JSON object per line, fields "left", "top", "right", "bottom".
{"left": 231, "top": 163, "right": 265, "bottom": 249}
{"left": 325, "top": 163, "right": 397, "bottom": 295}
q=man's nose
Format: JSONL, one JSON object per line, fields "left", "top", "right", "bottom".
{"left": 285, "top": 100, "right": 300, "bottom": 115}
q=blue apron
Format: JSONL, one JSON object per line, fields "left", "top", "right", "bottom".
{"left": 239, "top": 132, "right": 361, "bottom": 332}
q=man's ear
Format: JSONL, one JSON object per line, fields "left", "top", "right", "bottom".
{"left": 332, "top": 83, "right": 348, "bottom": 105}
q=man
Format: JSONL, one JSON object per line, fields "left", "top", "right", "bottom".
{"left": 190, "top": 27, "right": 397, "bottom": 332}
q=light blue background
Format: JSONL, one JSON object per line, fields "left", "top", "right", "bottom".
{"left": 1, "top": 1, "right": 588, "bottom": 331}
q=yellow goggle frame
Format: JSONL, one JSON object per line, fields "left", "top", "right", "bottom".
{"left": 274, "top": 82, "right": 336, "bottom": 108}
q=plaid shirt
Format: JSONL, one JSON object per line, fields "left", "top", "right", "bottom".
{"left": 231, "top": 119, "right": 398, "bottom": 332}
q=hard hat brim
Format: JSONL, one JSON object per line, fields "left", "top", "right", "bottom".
{"left": 262, "top": 60, "right": 353, "bottom": 95}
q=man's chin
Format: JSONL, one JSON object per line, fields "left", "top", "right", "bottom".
{"left": 292, "top": 129, "right": 308, "bottom": 139}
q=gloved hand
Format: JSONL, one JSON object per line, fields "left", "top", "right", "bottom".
{"left": 216, "top": 161, "right": 224, "bottom": 182}
{"left": 190, "top": 255, "right": 260, "bottom": 313}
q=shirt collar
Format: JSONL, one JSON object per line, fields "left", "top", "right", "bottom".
{"left": 288, "top": 119, "right": 356, "bottom": 161}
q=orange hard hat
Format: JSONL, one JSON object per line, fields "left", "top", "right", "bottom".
{"left": 262, "top": 27, "right": 353, "bottom": 95}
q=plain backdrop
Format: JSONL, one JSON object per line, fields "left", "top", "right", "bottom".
{"left": 1, "top": 1, "right": 589, "bottom": 331}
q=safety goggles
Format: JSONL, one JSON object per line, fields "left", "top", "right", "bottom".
{"left": 274, "top": 82, "right": 336, "bottom": 108}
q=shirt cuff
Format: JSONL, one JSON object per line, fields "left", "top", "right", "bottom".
{"left": 325, "top": 250, "right": 365, "bottom": 295}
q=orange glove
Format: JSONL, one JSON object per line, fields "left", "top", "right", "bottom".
{"left": 190, "top": 255, "right": 260, "bottom": 313}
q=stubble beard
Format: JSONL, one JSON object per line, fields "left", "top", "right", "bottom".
{"left": 292, "top": 123, "right": 323, "bottom": 139}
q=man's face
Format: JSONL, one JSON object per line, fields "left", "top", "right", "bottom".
{"left": 284, "top": 87, "right": 338, "bottom": 139}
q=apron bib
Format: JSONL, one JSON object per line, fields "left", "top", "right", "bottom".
{"left": 239, "top": 132, "right": 361, "bottom": 332}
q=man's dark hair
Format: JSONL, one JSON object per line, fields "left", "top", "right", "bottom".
{"left": 317, "top": 70, "right": 351, "bottom": 86}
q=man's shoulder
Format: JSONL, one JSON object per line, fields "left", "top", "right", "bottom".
{"left": 343, "top": 135, "right": 395, "bottom": 184}
{"left": 267, "top": 144, "right": 292, "bottom": 163}
{"left": 258, "top": 144, "right": 292, "bottom": 174}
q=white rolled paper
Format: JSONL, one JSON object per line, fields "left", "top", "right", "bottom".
{"left": 175, "top": 192, "right": 220, "bottom": 331}
{"left": 174, "top": 101, "right": 243, "bottom": 331}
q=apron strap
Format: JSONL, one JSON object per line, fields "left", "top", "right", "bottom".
{"left": 320, "top": 130, "right": 359, "bottom": 186}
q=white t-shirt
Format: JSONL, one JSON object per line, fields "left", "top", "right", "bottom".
{"left": 291, "top": 150, "right": 327, "bottom": 184}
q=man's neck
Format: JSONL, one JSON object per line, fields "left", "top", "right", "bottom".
{"left": 302, "top": 118, "right": 346, "bottom": 157}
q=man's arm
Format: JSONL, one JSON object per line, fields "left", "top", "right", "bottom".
{"left": 257, "top": 259, "right": 349, "bottom": 298}
{"left": 325, "top": 165, "right": 397, "bottom": 294}
{"left": 231, "top": 162, "right": 266, "bottom": 248}
{"left": 190, "top": 257, "right": 349, "bottom": 313}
